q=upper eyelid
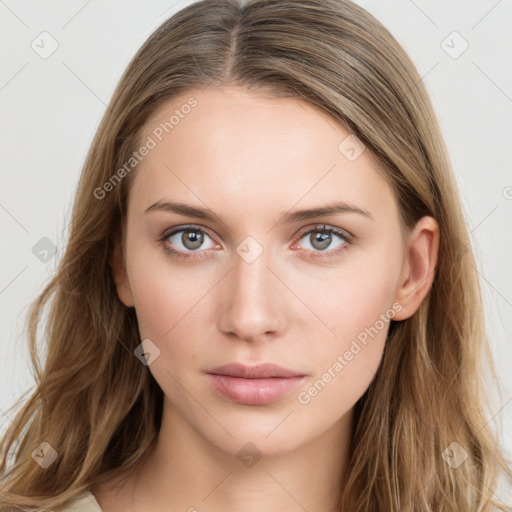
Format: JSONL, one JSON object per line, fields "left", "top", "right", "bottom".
{"left": 162, "top": 224, "right": 214, "bottom": 241}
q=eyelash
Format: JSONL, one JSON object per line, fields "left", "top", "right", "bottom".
{"left": 158, "top": 224, "right": 352, "bottom": 261}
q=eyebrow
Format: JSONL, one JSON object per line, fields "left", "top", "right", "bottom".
{"left": 144, "top": 199, "right": 373, "bottom": 225}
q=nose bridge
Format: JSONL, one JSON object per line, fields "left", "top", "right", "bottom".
{"left": 218, "top": 237, "right": 282, "bottom": 339}
{"left": 233, "top": 249, "right": 272, "bottom": 303}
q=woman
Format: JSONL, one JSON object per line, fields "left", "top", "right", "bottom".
{"left": 1, "top": 0, "right": 510, "bottom": 510}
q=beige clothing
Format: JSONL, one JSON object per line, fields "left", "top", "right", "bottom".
{"left": 54, "top": 490, "right": 103, "bottom": 512}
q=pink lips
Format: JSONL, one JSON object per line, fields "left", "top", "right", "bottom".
{"left": 206, "top": 363, "right": 306, "bottom": 406}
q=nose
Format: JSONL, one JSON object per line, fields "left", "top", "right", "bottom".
{"left": 217, "top": 245, "right": 284, "bottom": 342}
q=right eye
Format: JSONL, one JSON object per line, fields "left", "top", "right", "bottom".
{"left": 159, "top": 225, "right": 220, "bottom": 260}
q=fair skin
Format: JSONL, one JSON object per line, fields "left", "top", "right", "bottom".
{"left": 93, "top": 85, "right": 439, "bottom": 512}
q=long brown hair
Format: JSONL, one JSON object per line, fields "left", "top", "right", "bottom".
{"left": 1, "top": 0, "right": 511, "bottom": 510}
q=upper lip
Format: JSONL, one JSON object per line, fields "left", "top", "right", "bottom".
{"left": 207, "top": 362, "right": 305, "bottom": 379}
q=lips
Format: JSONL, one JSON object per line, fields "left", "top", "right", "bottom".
{"left": 206, "top": 362, "right": 307, "bottom": 406}
{"left": 208, "top": 362, "right": 305, "bottom": 379}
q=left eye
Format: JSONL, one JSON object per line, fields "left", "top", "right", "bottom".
{"left": 294, "top": 225, "right": 349, "bottom": 255}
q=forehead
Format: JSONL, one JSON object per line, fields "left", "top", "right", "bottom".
{"left": 129, "top": 85, "right": 396, "bottom": 224}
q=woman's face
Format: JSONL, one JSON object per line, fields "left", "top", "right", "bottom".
{"left": 113, "top": 85, "right": 425, "bottom": 457}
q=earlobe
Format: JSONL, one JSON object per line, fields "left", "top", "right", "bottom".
{"left": 393, "top": 216, "right": 439, "bottom": 321}
{"left": 110, "top": 238, "right": 135, "bottom": 308}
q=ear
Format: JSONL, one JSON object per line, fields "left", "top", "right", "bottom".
{"left": 110, "top": 237, "right": 135, "bottom": 308}
{"left": 392, "top": 216, "right": 439, "bottom": 321}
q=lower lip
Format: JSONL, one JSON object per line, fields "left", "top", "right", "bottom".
{"left": 207, "top": 374, "right": 306, "bottom": 406}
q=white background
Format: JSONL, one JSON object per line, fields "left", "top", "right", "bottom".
{"left": 1, "top": 0, "right": 511, "bottom": 499}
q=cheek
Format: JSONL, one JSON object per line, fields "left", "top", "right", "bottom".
{"left": 127, "top": 263, "right": 206, "bottom": 399}
{"left": 126, "top": 238, "right": 209, "bottom": 338}
{"left": 293, "top": 243, "right": 402, "bottom": 409}
{"left": 305, "top": 239, "right": 402, "bottom": 342}
{"left": 293, "top": 285, "right": 393, "bottom": 426}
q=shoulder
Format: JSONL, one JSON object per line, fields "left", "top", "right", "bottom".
{"left": 53, "top": 490, "right": 103, "bottom": 512}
